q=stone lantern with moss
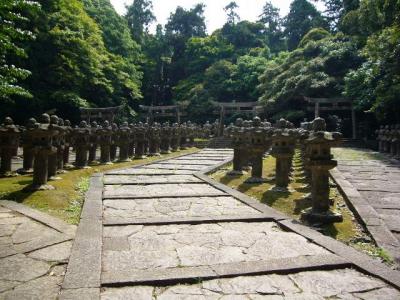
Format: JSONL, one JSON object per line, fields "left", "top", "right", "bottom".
{"left": 28, "top": 114, "right": 58, "bottom": 190}
{"left": 228, "top": 118, "right": 247, "bottom": 176}
{"left": 0, "top": 117, "right": 20, "bottom": 176}
{"left": 301, "top": 117, "right": 343, "bottom": 224}
{"left": 134, "top": 122, "right": 147, "bottom": 159}
{"left": 117, "top": 122, "right": 132, "bottom": 162}
{"left": 170, "top": 123, "right": 180, "bottom": 152}
{"left": 72, "top": 121, "right": 91, "bottom": 169}
{"left": 160, "top": 122, "right": 172, "bottom": 154}
{"left": 20, "top": 118, "right": 37, "bottom": 174}
{"left": 98, "top": 121, "right": 113, "bottom": 165}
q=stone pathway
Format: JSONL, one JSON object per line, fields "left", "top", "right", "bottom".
{"left": 331, "top": 149, "right": 400, "bottom": 263}
{"left": 62, "top": 149, "right": 400, "bottom": 299}
{"left": 0, "top": 200, "right": 76, "bottom": 299}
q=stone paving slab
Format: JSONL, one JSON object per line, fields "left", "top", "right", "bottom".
{"left": 106, "top": 168, "right": 195, "bottom": 175}
{"left": 0, "top": 202, "right": 75, "bottom": 299}
{"left": 101, "top": 268, "right": 400, "bottom": 299}
{"left": 103, "top": 196, "right": 261, "bottom": 222}
{"left": 103, "top": 183, "right": 226, "bottom": 199}
{"left": 104, "top": 174, "right": 202, "bottom": 185}
{"left": 157, "top": 159, "right": 220, "bottom": 165}
{"left": 142, "top": 163, "right": 208, "bottom": 170}
{"left": 102, "top": 222, "right": 330, "bottom": 281}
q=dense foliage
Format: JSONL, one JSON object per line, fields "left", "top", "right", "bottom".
{"left": 0, "top": 0, "right": 398, "bottom": 125}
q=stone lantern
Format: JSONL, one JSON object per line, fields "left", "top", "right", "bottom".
{"left": 149, "top": 123, "right": 161, "bottom": 156}
{"left": 187, "top": 121, "right": 195, "bottom": 147}
{"left": 301, "top": 117, "right": 343, "bottom": 224}
{"left": 228, "top": 118, "right": 246, "bottom": 175}
{"left": 72, "top": 121, "right": 91, "bottom": 169}
{"left": 160, "top": 122, "right": 172, "bottom": 154}
{"left": 47, "top": 115, "right": 63, "bottom": 180}
{"left": 19, "top": 118, "right": 37, "bottom": 174}
{"left": 98, "top": 121, "right": 113, "bottom": 165}
{"left": 0, "top": 117, "right": 20, "bottom": 176}
{"left": 204, "top": 121, "right": 212, "bottom": 138}
{"left": 117, "top": 122, "right": 132, "bottom": 162}
{"left": 110, "top": 123, "right": 119, "bottom": 161}
{"left": 88, "top": 121, "right": 99, "bottom": 164}
{"left": 134, "top": 122, "right": 147, "bottom": 159}
{"left": 55, "top": 118, "right": 68, "bottom": 174}
{"left": 395, "top": 124, "right": 400, "bottom": 159}
{"left": 270, "top": 125, "right": 297, "bottom": 191}
{"left": 244, "top": 117, "right": 272, "bottom": 183}
{"left": 170, "top": 123, "right": 180, "bottom": 152}
{"left": 180, "top": 123, "right": 188, "bottom": 150}
{"left": 128, "top": 123, "right": 135, "bottom": 158}
{"left": 28, "top": 114, "right": 58, "bottom": 190}
{"left": 63, "top": 120, "right": 73, "bottom": 168}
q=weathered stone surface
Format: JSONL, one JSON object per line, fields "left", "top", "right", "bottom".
{"left": 28, "top": 241, "right": 72, "bottom": 262}
{"left": 0, "top": 280, "right": 20, "bottom": 293}
{"left": 107, "top": 168, "right": 195, "bottom": 175}
{"left": 104, "top": 174, "right": 202, "bottom": 185}
{"left": 143, "top": 163, "right": 206, "bottom": 170}
{"left": 158, "top": 159, "right": 218, "bottom": 165}
{"left": 0, "top": 224, "right": 16, "bottom": 237}
{"left": 103, "top": 183, "right": 225, "bottom": 199}
{"left": 101, "top": 286, "right": 153, "bottom": 300}
{"left": 100, "top": 269, "right": 400, "bottom": 299}
{"left": 0, "top": 254, "right": 50, "bottom": 282}
{"left": 60, "top": 288, "right": 100, "bottom": 300}
{"left": 103, "top": 196, "right": 259, "bottom": 221}
{"left": 102, "top": 222, "right": 329, "bottom": 273}
{"left": 0, "top": 275, "right": 62, "bottom": 300}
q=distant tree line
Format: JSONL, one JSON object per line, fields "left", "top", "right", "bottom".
{"left": 1, "top": 0, "right": 399, "bottom": 125}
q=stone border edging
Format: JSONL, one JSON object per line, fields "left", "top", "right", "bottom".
{"left": 200, "top": 158, "right": 400, "bottom": 289}
{"left": 0, "top": 200, "right": 76, "bottom": 237}
{"left": 330, "top": 168, "right": 400, "bottom": 262}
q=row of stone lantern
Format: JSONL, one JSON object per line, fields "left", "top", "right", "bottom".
{"left": 227, "top": 116, "right": 342, "bottom": 224}
{"left": 376, "top": 125, "right": 400, "bottom": 158}
{"left": 0, "top": 116, "right": 204, "bottom": 191}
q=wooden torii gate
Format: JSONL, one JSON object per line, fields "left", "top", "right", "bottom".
{"left": 80, "top": 106, "right": 123, "bottom": 123}
{"left": 304, "top": 97, "right": 356, "bottom": 139}
{"left": 139, "top": 105, "right": 186, "bottom": 124}
{"left": 213, "top": 101, "right": 263, "bottom": 136}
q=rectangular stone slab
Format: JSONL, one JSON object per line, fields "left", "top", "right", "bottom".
{"left": 101, "top": 268, "right": 400, "bottom": 298}
{"left": 103, "top": 183, "right": 226, "bottom": 199}
{"left": 157, "top": 160, "right": 220, "bottom": 166}
{"left": 142, "top": 164, "right": 207, "bottom": 171}
{"left": 101, "top": 222, "right": 330, "bottom": 279}
{"left": 103, "top": 196, "right": 260, "bottom": 221}
{"left": 106, "top": 168, "right": 195, "bottom": 175}
{"left": 104, "top": 175, "right": 202, "bottom": 185}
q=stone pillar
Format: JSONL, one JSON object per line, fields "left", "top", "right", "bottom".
{"left": 27, "top": 114, "right": 58, "bottom": 190}
{"left": 128, "top": 124, "right": 135, "bottom": 158}
{"left": 170, "top": 123, "right": 180, "bottom": 152}
{"left": 63, "top": 120, "right": 72, "bottom": 168}
{"left": 0, "top": 117, "right": 20, "bottom": 176}
{"left": 301, "top": 118, "right": 343, "bottom": 224}
{"left": 98, "top": 121, "right": 113, "bottom": 165}
{"left": 110, "top": 123, "right": 118, "bottom": 161}
{"left": 117, "top": 122, "right": 131, "bottom": 162}
{"left": 72, "top": 121, "right": 91, "bottom": 169}
{"left": 160, "top": 122, "right": 172, "bottom": 154}
{"left": 134, "top": 123, "right": 146, "bottom": 159}
{"left": 88, "top": 121, "right": 98, "bottom": 164}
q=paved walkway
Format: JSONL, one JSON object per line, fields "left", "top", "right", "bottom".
{"left": 0, "top": 200, "right": 76, "bottom": 299}
{"left": 331, "top": 149, "right": 400, "bottom": 263}
{"left": 62, "top": 149, "right": 400, "bottom": 299}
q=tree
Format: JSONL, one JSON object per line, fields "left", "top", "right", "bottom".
{"left": 125, "top": 0, "right": 156, "bottom": 44}
{"left": 284, "top": 0, "right": 328, "bottom": 50}
{"left": 258, "top": 1, "right": 285, "bottom": 53}
{"left": 15, "top": 0, "right": 142, "bottom": 123}
{"left": 0, "top": 0, "right": 39, "bottom": 102}
{"left": 165, "top": 4, "right": 207, "bottom": 93}
{"left": 224, "top": 1, "right": 240, "bottom": 25}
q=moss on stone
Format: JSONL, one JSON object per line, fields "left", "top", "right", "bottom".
{"left": 0, "top": 148, "right": 198, "bottom": 224}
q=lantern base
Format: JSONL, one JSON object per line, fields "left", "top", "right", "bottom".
{"left": 26, "top": 184, "right": 55, "bottom": 191}
{"left": 17, "top": 168, "right": 34, "bottom": 175}
{"left": 227, "top": 170, "right": 246, "bottom": 176}
{"left": 269, "top": 186, "right": 294, "bottom": 193}
{"left": 244, "top": 177, "right": 267, "bottom": 184}
{"left": 301, "top": 208, "right": 343, "bottom": 224}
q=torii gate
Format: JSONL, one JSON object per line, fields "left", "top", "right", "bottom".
{"left": 80, "top": 106, "right": 123, "bottom": 123}
{"left": 213, "top": 101, "right": 263, "bottom": 136}
{"left": 139, "top": 105, "right": 186, "bottom": 124}
{"left": 304, "top": 97, "right": 356, "bottom": 139}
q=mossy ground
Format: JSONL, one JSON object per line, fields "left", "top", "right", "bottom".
{"left": 0, "top": 148, "right": 198, "bottom": 224}
{"left": 332, "top": 147, "right": 385, "bottom": 161}
{"left": 210, "top": 150, "right": 391, "bottom": 264}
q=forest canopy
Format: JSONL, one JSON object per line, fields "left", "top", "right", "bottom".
{"left": 1, "top": 0, "right": 399, "bottom": 125}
